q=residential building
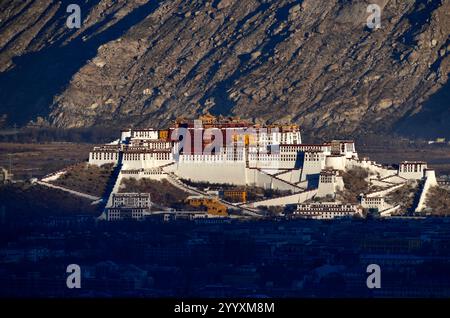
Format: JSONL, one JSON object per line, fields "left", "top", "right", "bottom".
{"left": 223, "top": 190, "right": 247, "bottom": 203}
{"left": 106, "top": 193, "right": 152, "bottom": 221}
{"left": 294, "top": 203, "right": 362, "bottom": 219}
{"left": 185, "top": 196, "right": 228, "bottom": 216}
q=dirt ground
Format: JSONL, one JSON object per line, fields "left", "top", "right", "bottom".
{"left": 0, "top": 142, "right": 94, "bottom": 180}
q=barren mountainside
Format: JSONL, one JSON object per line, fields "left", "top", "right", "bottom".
{"left": 0, "top": 0, "right": 449, "bottom": 138}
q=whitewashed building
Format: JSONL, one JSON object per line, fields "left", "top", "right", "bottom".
{"left": 316, "top": 169, "right": 345, "bottom": 198}
{"left": 295, "top": 203, "right": 362, "bottom": 219}
{"left": 105, "top": 193, "right": 152, "bottom": 221}
{"left": 398, "top": 161, "right": 427, "bottom": 180}
{"left": 361, "top": 195, "right": 389, "bottom": 212}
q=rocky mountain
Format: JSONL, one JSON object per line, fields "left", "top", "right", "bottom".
{"left": 0, "top": 0, "right": 449, "bottom": 138}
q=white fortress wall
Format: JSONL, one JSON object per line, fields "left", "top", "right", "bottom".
{"left": 415, "top": 170, "right": 438, "bottom": 212}
{"left": 247, "top": 151, "right": 299, "bottom": 170}
{"left": 172, "top": 152, "right": 302, "bottom": 190}
{"left": 317, "top": 183, "right": 334, "bottom": 198}
{"left": 268, "top": 176, "right": 301, "bottom": 192}
{"left": 398, "top": 162, "right": 427, "bottom": 180}
{"left": 122, "top": 150, "right": 172, "bottom": 169}
{"left": 250, "top": 160, "right": 298, "bottom": 170}
{"left": 245, "top": 169, "right": 301, "bottom": 192}
{"left": 105, "top": 171, "right": 125, "bottom": 209}
{"left": 247, "top": 189, "right": 318, "bottom": 208}
{"left": 346, "top": 158, "right": 395, "bottom": 178}
{"left": 105, "top": 167, "right": 168, "bottom": 212}
{"left": 316, "top": 172, "right": 344, "bottom": 198}
{"left": 399, "top": 171, "right": 425, "bottom": 180}
{"left": 300, "top": 152, "right": 326, "bottom": 181}
{"left": 142, "top": 159, "right": 172, "bottom": 169}
{"left": 121, "top": 168, "right": 167, "bottom": 181}
{"left": 317, "top": 179, "right": 342, "bottom": 198}
{"left": 369, "top": 179, "right": 395, "bottom": 188}
{"left": 89, "top": 158, "right": 118, "bottom": 166}
{"left": 175, "top": 160, "right": 248, "bottom": 185}
{"left": 89, "top": 151, "right": 120, "bottom": 166}
{"left": 366, "top": 183, "right": 405, "bottom": 198}
{"left": 380, "top": 205, "right": 401, "bottom": 217}
{"left": 276, "top": 169, "right": 302, "bottom": 184}
{"left": 325, "top": 156, "right": 346, "bottom": 171}
{"left": 296, "top": 180, "right": 309, "bottom": 189}
{"left": 41, "top": 170, "right": 67, "bottom": 182}
{"left": 162, "top": 163, "right": 177, "bottom": 174}
{"left": 381, "top": 175, "right": 407, "bottom": 184}
{"left": 131, "top": 129, "right": 159, "bottom": 140}
{"left": 122, "top": 158, "right": 173, "bottom": 170}
{"left": 245, "top": 168, "right": 274, "bottom": 189}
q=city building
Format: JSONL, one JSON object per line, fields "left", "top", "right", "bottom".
{"left": 185, "top": 196, "right": 228, "bottom": 216}
{"left": 361, "top": 196, "right": 388, "bottom": 212}
{"left": 223, "top": 190, "right": 247, "bottom": 203}
{"left": 105, "top": 193, "right": 152, "bottom": 221}
{"left": 398, "top": 161, "right": 427, "bottom": 180}
{"left": 294, "top": 203, "right": 362, "bottom": 219}
{"left": 316, "top": 169, "right": 344, "bottom": 198}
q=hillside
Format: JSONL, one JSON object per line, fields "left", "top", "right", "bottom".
{"left": 0, "top": 0, "right": 448, "bottom": 138}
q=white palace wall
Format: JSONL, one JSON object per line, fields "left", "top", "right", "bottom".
{"left": 325, "top": 156, "right": 346, "bottom": 171}
{"left": 415, "top": 170, "right": 438, "bottom": 212}
{"left": 247, "top": 189, "right": 318, "bottom": 208}
{"left": 346, "top": 158, "right": 395, "bottom": 179}
{"left": 245, "top": 169, "right": 300, "bottom": 192}
{"left": 366, "top": 183, "right": 405, "bottom": 198}
{"left": 89, "top": 152, "right": 120, "bottom": 166}
{"left": 121, "top": 168, "right": 167, "bottom": 181}
{"left": 173, "top": 160, "right": 301, "bottom": 191}
{"left": 122, "top": 158, "right": 172, "bottom": 170}
{"left": 276, "top": 170, "right": 302, "bottom": 184}
{"left": 316, "top": 177, "right": 344, "bottom": 198}
{"left": 301, "top": 153, "right": 326, "bottom": 181}
{"left": 399, "top": 162, "right": 427, "bottom": 180}
{"left": 175, "top": 161, "right": 248, "bottom": 185}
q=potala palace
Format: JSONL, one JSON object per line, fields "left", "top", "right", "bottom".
{"left": 86, "top": 114, "right": 440, "bottom": 221}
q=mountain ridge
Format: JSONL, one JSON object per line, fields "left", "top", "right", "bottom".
{"left": 0, "top": 0, "right": 448, "bottom": 138}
